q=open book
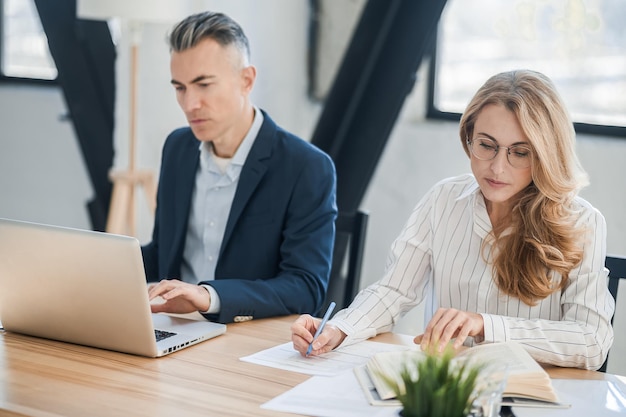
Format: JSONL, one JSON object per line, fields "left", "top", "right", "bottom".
{"left": 355, "top": 341, "right": 569, "bottom": 408}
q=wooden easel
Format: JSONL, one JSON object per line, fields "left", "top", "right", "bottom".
{"left": 106, "top": 34, "right": 156, "bottom": 237}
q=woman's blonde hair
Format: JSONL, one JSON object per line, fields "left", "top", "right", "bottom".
{"left": 459, "top": 70, "right": 589, "bottom": 305}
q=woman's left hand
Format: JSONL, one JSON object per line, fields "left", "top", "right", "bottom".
{"left": 414, "top": 308, "right": 484, "bottom": 352}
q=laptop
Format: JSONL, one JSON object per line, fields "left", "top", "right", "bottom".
{"left": 0, "top": 218, "right": 226, "bottom": 357}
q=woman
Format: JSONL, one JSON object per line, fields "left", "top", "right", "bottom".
{"left": 291, "top": 69, "right": 615, "bottom": 370}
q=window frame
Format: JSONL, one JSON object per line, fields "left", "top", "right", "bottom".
{"left": 426, "top": 8, "right": 626, "bottom": 139}
{"left": 0, "top": 0, "right": 57, "bottom": 85}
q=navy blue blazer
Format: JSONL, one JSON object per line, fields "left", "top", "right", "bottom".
{"left": 141, "top": 111, "right": 337, "bottom": 323}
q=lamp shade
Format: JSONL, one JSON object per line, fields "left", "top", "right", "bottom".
{"left": 77, "top": 0, "right": 191, "bottom": 23}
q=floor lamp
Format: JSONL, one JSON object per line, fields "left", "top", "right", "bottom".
{"left": 76, "top": 0, "right": 188, "bottom": 237}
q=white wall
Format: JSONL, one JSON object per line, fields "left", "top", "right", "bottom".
{"left": 0, "top": 84, "right": 91, "bottom": 229}
{"left": 0, "top": 0, "right": 624, "bottom": 374}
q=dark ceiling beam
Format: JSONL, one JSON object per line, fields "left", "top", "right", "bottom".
{"left": 311, "top": 0, "right": 447, "bottom": 308}
{"left": 311, "top": 0, "right": 447, "bottom": 214}
{"left": 34, "top": 0, "right": 116, "bottom": 231}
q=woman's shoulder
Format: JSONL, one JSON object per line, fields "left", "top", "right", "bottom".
{"left": 429, "top": 173, "right": 478, "bottom": 198}
{"left": 572, "top": 195, "right": 606, "bottom": 226}
{"left": 409, "top": 174, "right": 479, "bottom": 212}
{"left": 431, "top": 173, "right": 474, "bottom": 187}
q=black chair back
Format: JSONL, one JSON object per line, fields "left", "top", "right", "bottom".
{"left": 318, "top": 210, "right": 369, "bottom": 316}
{"left": 598, "top": 254, "right": 626, "bottom": 372}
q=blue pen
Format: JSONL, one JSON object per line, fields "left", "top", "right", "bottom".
{"left": 306, "top": 301, "right": 336, "bottom": 356}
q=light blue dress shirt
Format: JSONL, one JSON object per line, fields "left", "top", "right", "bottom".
{"left": 180, "top": 108, "right": 264, "bottom": 313}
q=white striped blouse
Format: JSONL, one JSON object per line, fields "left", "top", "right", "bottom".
{"left": 331, "top": 174, "right": 615, "bottom": 370}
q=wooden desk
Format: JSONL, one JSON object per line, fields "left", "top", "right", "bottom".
{"left": 0, "top": 315, "right": 616, "bottom": 417}
{"left": 0, "top": 315, "right": 308, "bottom": 417}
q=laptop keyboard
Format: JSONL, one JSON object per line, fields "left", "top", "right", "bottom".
{"left": 154, "top": 329, "right": 177, "bottom": 342}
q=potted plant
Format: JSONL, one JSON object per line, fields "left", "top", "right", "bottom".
{"left": 380, "top": 347, "right": 483, "bottom": 417}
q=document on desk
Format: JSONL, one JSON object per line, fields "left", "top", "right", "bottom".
{"left": 262, "top": 370, "right": 626, "bottom": 417}
{"left": 512, "top": 378, "right": 626, "bottom": 417}
{"left": 262, "top": 369, "right": 401, "bottom": 417}
{"left": 240, "top": 341, "right": 412, "bottom": 376}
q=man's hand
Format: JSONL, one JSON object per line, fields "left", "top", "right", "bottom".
{"left": 414, "top": 307, "right": 484, "bottom": 352}
{"left": 148, "top": 279, "right": 211, "bottom": 314}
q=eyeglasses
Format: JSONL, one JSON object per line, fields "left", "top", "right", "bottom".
{"left": 467, "top": 136, "right": 533, "bottom": 169}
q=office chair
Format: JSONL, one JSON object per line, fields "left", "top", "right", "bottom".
{"left": 598, "top": 254, "right": 626, "bottom": 373}
{"left": 318, "top": 210, "right": 369, "bottom": 316}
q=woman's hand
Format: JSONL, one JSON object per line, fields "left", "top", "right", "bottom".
{"left": 290, "top": 314, "right": 347, "bottom": 357}
{"left": 414, "top": 308, "right": 484, "bottom": 352}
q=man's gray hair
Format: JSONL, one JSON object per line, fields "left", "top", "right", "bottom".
{"left": 169, "top": 11, "right": 250, "bottom": 63}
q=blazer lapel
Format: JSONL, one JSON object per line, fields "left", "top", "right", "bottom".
{"left": 220, "top": 116, "right": 275, "bottom": 254}
{"left": 170, "top": 131, "right": 201, "bottom": 270}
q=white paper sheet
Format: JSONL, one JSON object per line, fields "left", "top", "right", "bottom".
{"left": 262, "top": 370, "right": 402, "bottom": 417}
{"left": 240, "top": 340, "right": 411, "bottom": 376}
{"left": 513, "top": 378, "right": 626, "bottom": 417}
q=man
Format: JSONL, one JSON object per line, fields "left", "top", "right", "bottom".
{"left": 143, "top": 11, "right": 337, "bottom": 324}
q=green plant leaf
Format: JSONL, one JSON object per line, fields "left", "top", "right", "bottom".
{"left": 380, "top": 345, "right": 484, "bottom": 417}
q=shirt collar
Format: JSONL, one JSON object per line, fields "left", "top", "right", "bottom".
{"left": 231, "top": 106, "right": 264, "bottom": 167}
{"left": 198, "top": 106, "right": 264, "bottom": 172}
{"left": 463, "top": 176, "right": 512, "bottom": 243}
{"left": 454, "top": 175, "right": 493, "bottom": 241}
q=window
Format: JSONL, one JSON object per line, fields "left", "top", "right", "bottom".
{"left": 1, "top": 0, "right": 57, "bottom": 81}
{"left": 428, "top": 0, "right": 626, "bottom": 136}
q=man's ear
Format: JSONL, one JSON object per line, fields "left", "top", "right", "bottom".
{"left": 241, "top": 65, "right": 257, "bottom": 93}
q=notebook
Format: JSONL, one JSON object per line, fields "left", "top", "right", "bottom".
{"left": 0, "top": 217, "right": 226, "bottom": 357}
